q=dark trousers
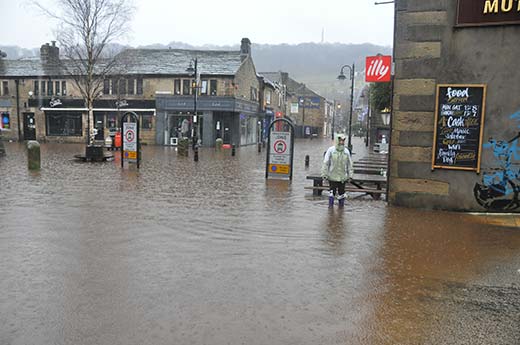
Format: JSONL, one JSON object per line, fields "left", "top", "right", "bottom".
{"left": 329, "top": 180, "right": 345, "bottom": 196}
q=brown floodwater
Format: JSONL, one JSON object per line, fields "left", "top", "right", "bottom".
{"left": 0, "top": 138, "right": 519, "bottom": 345}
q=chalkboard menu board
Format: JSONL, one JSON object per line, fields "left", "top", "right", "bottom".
{"left": 432, "top": 84, "right": 487, "bottom": 172}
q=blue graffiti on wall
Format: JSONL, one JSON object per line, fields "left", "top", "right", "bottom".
{"left": 474, "top": 110, "right": 520, "bottom": 211}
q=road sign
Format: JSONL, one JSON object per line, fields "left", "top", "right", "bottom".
{"left": 123, "top": 122, "right": 137, "bottom": 152}
{"left": 121, "top": 112, "right": 140, "bottom": 168}
{"left": 265, "top": 119, "right": 295, "bottom": 180}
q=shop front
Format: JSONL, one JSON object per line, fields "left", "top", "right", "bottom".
{"left": 28, "top": 98, "right": 156, "bottom": 144}
{"left": 156, "top": 95, "right": 260, "bottom": 147}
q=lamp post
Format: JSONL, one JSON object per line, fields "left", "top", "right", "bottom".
{"left": 299, "top": 96, "right": 306, "bottom": 138}
{"left": 364, "top": 87, "right": 370, "bottom": 147}
{"left": 337, "top": 63, "right": 355, "bottom": 153}
{"left": 186, "top": 58, "right": 199, "bottom": 149}
{"left": 333, "top": 103, "right": 340, "bottom": 140}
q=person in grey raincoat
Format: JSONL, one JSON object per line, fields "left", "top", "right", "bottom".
{"left": 321, "top": 133, "right": 354, "bottom": 207}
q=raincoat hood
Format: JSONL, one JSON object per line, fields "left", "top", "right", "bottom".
{"left": 336, "top": 133, "right": 347, "bottom": 150}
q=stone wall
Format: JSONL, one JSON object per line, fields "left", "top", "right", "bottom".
{"left": 390, "top": 0, "right": 520, "bottom": 212}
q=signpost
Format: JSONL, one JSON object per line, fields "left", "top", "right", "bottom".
{"left": 121, "top": 111, "right": 140, "bottom": 168}
{"left": 266, "top": 118, "right": 295, "bottom": 180}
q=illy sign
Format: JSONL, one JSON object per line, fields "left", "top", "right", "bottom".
{"left": 365, "top": 55, "right": 392, "bottom": 82}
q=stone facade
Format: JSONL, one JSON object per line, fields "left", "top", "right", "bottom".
{"left": 390, "top": 0, "right": 520, "bottom": 212}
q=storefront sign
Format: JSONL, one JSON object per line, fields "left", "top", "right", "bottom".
{"left": 365, "top": 55, "right": 392, "bottom": 82}
{"left": 457, "top": 0, "right": 520, "bottom": 26}
{"left": 432, "top": 84, "right": 487, "bottom": 172}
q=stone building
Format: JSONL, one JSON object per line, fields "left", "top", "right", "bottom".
{"left": 0, "top": 38, "right": 262, "bottom": 147}
{"left": 260, "top": 71, "right": 326, "bottom": 138}
{"left": 258, "top": 73, "right": 287, "bottom": 140}
{"left": 390, "top": 0, "right": 520, "bottom": 212}
{"left": 154, "top": 38, "right": 261, "bottom": 147}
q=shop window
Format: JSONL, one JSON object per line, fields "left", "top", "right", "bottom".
{"left": 141, "top": 114, "right": 153, "bottom": 130}
{"left": 1, "top": 112, "right": 10, "bottom": 129}
{"left": 46, "top": 111, "right": 83, "bottom": 136}
{"left": 55, "top": 81, "right": 60, "bottom": 95}
{"left": 107, "top": 113, "right": 117, "bottom": 129}
{"left": 209, "top": 80, "right": 217, "bottom": 96}
{"left": 41, "top": 81, "right": 46, "bottom": 95}
{"left": 61, "top": 81, "right": 67, "bottom": 95}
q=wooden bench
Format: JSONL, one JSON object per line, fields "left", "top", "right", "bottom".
{"left": 304, "top": 185, "right": 384, "bottom": 198}
{"left": 305, "top": 174, "right": 386, "bottom": 199}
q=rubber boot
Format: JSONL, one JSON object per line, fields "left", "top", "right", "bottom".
{"left": 338, "top": 193, "right": 346, "bottom": 208}
{"left": 328, "top": 191, "right": 335, "bottom": 208}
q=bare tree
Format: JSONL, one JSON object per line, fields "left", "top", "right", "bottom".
{"left": 34, "top": 0, "right": 134, "bottom": 145}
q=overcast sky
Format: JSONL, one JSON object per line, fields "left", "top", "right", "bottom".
{"left": 2, "top": 0, "right": 394, "bottom": 48}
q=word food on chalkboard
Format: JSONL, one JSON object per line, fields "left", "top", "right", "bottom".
{"left": 432, "top": 84, "right": 487, "bottom": 172}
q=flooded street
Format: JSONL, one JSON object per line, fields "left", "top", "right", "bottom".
{"left": 1, "top": 138, "right": 519, "bottom": 345}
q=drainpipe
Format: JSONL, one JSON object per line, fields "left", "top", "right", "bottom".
{"left": 15, "top": 79, "right": 21, "bottom": 141}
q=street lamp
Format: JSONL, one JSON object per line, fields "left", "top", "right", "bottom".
{"left": 186, "top": 58, "right": 199, "bottom": 149}
{"left": 333, "top": 103, "right": 340, "bottom": 140}
{"left": 381, "top": 107, "right": 391, "bottom": 126}
{"left": 299, "top": 96, "right": 306, "bottom": 138}
{"left": 337, "top": 63, "right": 355, "bottom": 153}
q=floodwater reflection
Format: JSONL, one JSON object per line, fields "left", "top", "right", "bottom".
{"left": 0, "top": 139, "right": 519, "bottom": 345}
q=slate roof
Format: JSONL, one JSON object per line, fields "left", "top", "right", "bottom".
{"left": 0, "top": 48, "right": 244, "bottom": 77}
{"left": 115, "top": 49, "right": 244, "bottom": 76}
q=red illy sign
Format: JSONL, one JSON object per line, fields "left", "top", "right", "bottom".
{"left": 365, "top": 55, "right": 392, "bottom": 82}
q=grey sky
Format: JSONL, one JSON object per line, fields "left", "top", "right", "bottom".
{"left": 2, "top": 0, "right": 394, "bottom": 48}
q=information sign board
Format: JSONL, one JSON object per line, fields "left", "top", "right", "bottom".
{"left": 432, "top": 84, "right": 487, "bottom": 172}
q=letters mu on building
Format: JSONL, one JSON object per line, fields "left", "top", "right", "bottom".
{"left": 0, "top": 38, "right": 308, "bottom": 147}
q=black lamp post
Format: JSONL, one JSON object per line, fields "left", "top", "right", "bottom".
{"left": 337, "top": 63, "right": 355, "bottom": 153}
{"left": 186, "top": 58, "right": 199, "bottom": 149}
{"left": 332, "top": 102, "right": 340, "bottom": 140}
{"left": 299, "top": 96, "right": 306, "bottom": 138}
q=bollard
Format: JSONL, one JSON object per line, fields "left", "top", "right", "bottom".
{"left": 305, "top": 155, "right": 310, "bottom": 167}
{"left": 194, "top": 146, "right": 199, "bottom": 162}
{"left": 258, "top": 142, "right": 261, "bottom": 153}
{"left": 177, "top": 138, "right": 189, "bottom": 157}
{"left": 215, "top": 138, "right": 223, "bottom": 151}
{"left": 231, "top": 144, "right": 236, "bottom": 156}
{"left": 27, "top": 140, "right": 40, "bottom": 170}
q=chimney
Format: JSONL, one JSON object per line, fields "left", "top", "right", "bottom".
{"left": 40, "top": 42, "right": 60, "bottom": 64}
{"left": 240, "top": 38, "right": 251, "bottom": 62}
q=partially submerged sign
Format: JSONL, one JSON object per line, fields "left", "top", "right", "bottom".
{"left": 266, "top": 118, "right": 295, "bottom": 180}
{"left": 121, "top": 111, "right": 140, "bottom": 168}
